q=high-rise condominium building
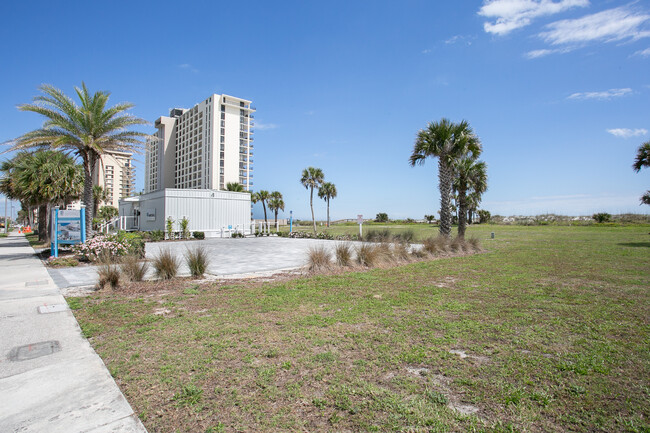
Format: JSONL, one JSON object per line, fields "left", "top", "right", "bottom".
{"left": 92, "top": 150, "right": 135, "bottom": 208}
{"left": 145, "top": 94, "right": 255, "bottom": 193}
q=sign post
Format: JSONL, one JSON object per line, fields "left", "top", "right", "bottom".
{"left": 357, "top": 214, "right": 363, "bottom": 239}
{"left": 51, "top": 207, "right": 86, "bottom": 258}
{"left": 289, "top": 210, "right": 293, "bottom": 233}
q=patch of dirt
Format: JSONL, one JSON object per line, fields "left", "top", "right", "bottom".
{"left": 449, "top": 349, "right": 491, "bottom": 363}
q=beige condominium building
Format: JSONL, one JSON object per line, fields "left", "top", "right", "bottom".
{"left": 145, "top": 94, "right": 255, "bottom": 193}
{"left": 93, "top": 150, "right": 136, "bottom": 208}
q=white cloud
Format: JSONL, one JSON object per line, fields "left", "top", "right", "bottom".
{"left": 540, "top": 6, "right": 650, "bottom": 46}
{"left": 254, "top": 122, "right": 278, "bottom": 130}
{"left": 567, "top": 88, "right": 633, "bottom": 100}
{"left": 178, "top": 63, "right": 199, "bottom": 73}
{"left": 421, "top": 48, "right": 432, "bottom": 54}
{"left": 445, "top": 35, "right": 474, "bottom": 45}
{"left": 525, "top": 47, "right": 568, "bottom": 58}
{"left": 606, "top": 128, "right": 648, "bottom": 138}
{"left": 478, "top": 0, "right": 589, "bottom": 35}
{"left": 633, "top": 47, "right": 650, "bottom": 57}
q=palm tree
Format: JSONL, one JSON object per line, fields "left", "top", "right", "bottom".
{"left": 1, "top": 150, "right": 83, "bottom": 241}
{"left": 300, "top": 167, "right": 324, "bottom": 233}
{"left": 409, "top": 118, "right": 481, "bottom": 237}
{"left": 318, "top": 182, "right": 337, "bottom": 227}
{"left": 452, "top": 158, "right": 487, "bottom": 238}
{"left": 11, "top": 83, "right": 148, "bottom": 238}
{"left": 251, "top": 190, "right": 270, "bottom": 225}
{"left": 633, "top": 141, "right": 650, "bottom": 205}
{"left": 267, "top": 191, "right": 285, "bottom": 227}
{"left": 226, "top": 182, "right": 244, "bottom": 192}
{"left": 92, "top": 185, "right": 108, "bottom": 216}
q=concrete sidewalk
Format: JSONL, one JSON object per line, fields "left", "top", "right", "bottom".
{"left": 0, "top": 232, "right": 146, "bottom": 432}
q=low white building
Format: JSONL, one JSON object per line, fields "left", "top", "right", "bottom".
{"left": 119, "top": 189, "right": 252, "bottom": 237}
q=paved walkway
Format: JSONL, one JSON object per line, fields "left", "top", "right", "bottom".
{"left": 48, "top": 237, "right": 351, "bottom": 290}
{"left": 0, "top": 232, "right": 146, "bottom": 432}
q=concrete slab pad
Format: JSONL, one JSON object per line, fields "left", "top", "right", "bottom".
{"left": 0, "top": 356, "right": 138, "bottom": 433}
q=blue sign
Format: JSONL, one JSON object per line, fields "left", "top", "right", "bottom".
{"left": 50, "top": 208, "right": 86, "bottom": 258}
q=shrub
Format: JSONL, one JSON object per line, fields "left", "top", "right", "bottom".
{"left": 121, "top": 256, "right": 148, "bottom": 282}
{"left": 374, "top": 243, "right": 395, "bottom": 263}
{"left": 149, "top": 230, "right": 165, "bottom": 242}
{"left": 231, "top": 232, "right": 245, "bottom": 238}
{"left": 192, "top": 231, "right": 205, "bottom": 240}
{"left": 185, "top": 246, "right": 209, "bottom": 277}
{"left": 375, "top": 213, "right": 389, "bottom": 223}
{"left": 307, "top": 246, "right": 331, "bottom": 271}
{"left": 116, "top": 231, "right": 145, "bottom": 257}
{"left": 334, "top": 243, "right": 352, "bottom": 266}
{"left": 365, "top": 228, "right": 391, "bottom": 242}
{"left": 355, "top": 243, "right": 378, "bottom": 267}
{"left": 152, "top": 249, "right": 180, "bottom": 280}
{"left": 73, "top": 234, "right": 128, "bottom": 262}
{"left": 180, "top": 216, "right": 190, "bottom": 239}
{"left": 592, "top": 212, "right": 611, "bottom": 223}
{"left": 393, "top": 229, "right": 415, "bottom": 243}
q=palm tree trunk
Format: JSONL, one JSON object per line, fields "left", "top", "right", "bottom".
{"left": 38, "top": 203, "right": 48, "bottom": 242}
{"left": 310, "top": 187, "right": 316, "bottom": 233}
{"left": 262, "top": 201, "right": 268, "bottom": 225}
{"left": 82, "top": 155, "right": 94, "bottom": 239}
{"left": 438, "top": 159, "right": 452, "bottom": 238}
{"left": 326, "top": 198, "right": 330, "bottom": 228}
{"left": 274, "top": 210, "right": 278, "bottom": 227}
{"left": 458, "top": 189, "right": 468, "bottom": 239}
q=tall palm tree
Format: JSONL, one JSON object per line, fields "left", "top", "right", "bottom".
{"left": 267, "top": 191, "right": 285, "bottom": 227}
{"left": 452, "top": 158, "right": 487, "bottom": 238}
{"left": 11, "top": 83, "right": 148, "bottom": 238}
{"left": 300, "top": 167, "right": 324, "bottom": 233}
{"left": 318, "top": 182, "right": 337, "bottom": 227}
{"left": 226, "top": 182, "right": 244, "bottom": 192}
{"left": 633, "top": 141, "right": 650, "bottom": 205}
{"left": 251, "top": 190, "right": 270, "bottom": 225}
{"left": 409, "top": 118, "right": 481, "bottom": 237}
{"left": 1, "top": 150, "right": 83, "bottom": 241}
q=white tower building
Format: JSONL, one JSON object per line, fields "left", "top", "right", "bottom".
{"left": 145, "top": 94, "right": 255, "bottom": 193}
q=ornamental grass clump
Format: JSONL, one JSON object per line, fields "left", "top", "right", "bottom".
{"left": 152, "top": 248, "right": 180, "bottom": 280}
{"left": 467, "top": 236, "right": 482, "bottom": 252}
{"left": 97, "top": 255, "right": 120, "bottom": 290}
{"left": 185, "top": 246, "right": 209, "bottom": 278}
{"left": 307, "top": 246, "right": 332, "bottom": 271}
{"left": 121, "top": 256, "right": 149, "bottom": 282}
{"left": 392, "top": 241, "right": 411, "bottom": 262}
{"left": 375, "top": 242, "right": 395, "bottom": 264}
{"left": 422, "top": 236, "right": 449, "bottom": 256}
{"left": 355, "top": 243, "right": 379, "bottom": 267}
{"left": 334, "top": 243, "right": 352, "bottom": 267}
{"left": 450, "top": 236, "right": 466, "bottom": 252}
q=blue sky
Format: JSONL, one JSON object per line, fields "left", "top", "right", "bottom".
{"left": 1, "top": 0, "right": 649, "bottom": 220}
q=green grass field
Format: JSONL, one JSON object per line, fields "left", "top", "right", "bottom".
{"left": 69, "top": 225, "right": 650, "bottom": 432}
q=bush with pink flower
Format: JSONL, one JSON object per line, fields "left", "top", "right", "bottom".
{"left": 73, "top": 234, "right": 128, "bottom": 262}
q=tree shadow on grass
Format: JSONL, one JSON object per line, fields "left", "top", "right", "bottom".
{"left": 618, "top": 242, "right": 650, "bottom": 248}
